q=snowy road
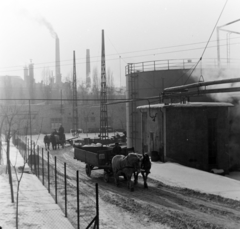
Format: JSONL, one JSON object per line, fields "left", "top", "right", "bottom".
{"left": 32, "top": 134, "right": 240, "bottom": 229}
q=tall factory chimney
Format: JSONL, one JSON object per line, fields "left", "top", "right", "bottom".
{"left": 23, "top": 66, "right": 28, "bottom": 82}
{"left": 86, "top": 49, "right": 91, "bottom": 87}
{"left": 28, "top": 61, "right": 35, "bottom": 101}
{"left": 55, "top": 36, "right": 61, "bottom": 85}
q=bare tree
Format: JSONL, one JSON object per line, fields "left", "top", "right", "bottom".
{"left": 41, "top": 67, "right": 51, "bottom": 85}
{"left": 0, "top": 103, "right": 23, "bottom": 203}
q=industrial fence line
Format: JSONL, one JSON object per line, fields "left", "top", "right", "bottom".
{"left": 13, "top": 136, "right": 99, "bottom": 229}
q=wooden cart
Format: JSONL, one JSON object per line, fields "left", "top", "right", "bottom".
{"left": 74, "top": 146, "right": 131, "bottom": 182}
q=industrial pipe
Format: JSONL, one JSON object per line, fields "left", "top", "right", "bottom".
{"left": 164, "top": 77, "right": 240, "bottom": 93}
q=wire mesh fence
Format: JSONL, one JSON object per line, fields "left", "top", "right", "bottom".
{"left": 14, "top": 136, "right": 99, "bottom": 229}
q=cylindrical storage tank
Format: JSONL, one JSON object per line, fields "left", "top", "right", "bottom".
{"left": 125, "top": 60, "right": 213, "bottom": 154}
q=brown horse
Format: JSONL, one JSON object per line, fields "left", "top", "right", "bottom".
{"left": 44, "top": 135, "right": 51, "bottom": 150}
{"left": 50, "top": 133, "right": 65, "bottom": 150}
{"left": 112, "top": 153, "right": 142, "bottom": 191}
{"left": 134, "top": 153, "right": 152, "bottom": 188}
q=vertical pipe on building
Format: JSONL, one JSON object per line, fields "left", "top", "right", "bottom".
{"left": 126, "top": 64, "right": 132, "bottom": 148}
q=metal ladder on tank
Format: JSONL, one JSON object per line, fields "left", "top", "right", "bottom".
{"left": 129, "top": 64, "right": 138, "bottom": 148}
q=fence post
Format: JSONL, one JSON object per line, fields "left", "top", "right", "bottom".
{"left": 77, "top": 170, "right": 80, "bottom": 229}
{"left": 48, "top": 151, "right": 50, "bottom": 193}
{"left": 64, "top": 162, "right": 67, "bottom": 217}
{"left": 33, "top": 141, "right": 36, "bottom": 174}
{"left": 96, "top": 183, "right": 99, "bottom": 229}
{"left": 55, "top": 156, "right": 57, "bottom": 204}
{"left": 42, "top": 148, "right": 44, "bottom": 185}
{"left": 30, "top": 140, "right": 32, "bottom": 171}
{"left": 37, "top": 145, "right": 40, "bottom": 177}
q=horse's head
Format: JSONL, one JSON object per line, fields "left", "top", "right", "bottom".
{"left": 141, "top": 153, "right": 151, "bottom": 173}
{"left": 126, "top": 153, "right": 142, "bottom": 173}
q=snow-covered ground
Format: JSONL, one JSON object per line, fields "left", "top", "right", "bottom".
{"left": 0, "top": 141, "right": 74, "bottom": 229}
{"left": 150, "top": 161, "right": 240, "bottom": 201}
{"left": 1, "top": 136, "right": 240, "bottom": 228}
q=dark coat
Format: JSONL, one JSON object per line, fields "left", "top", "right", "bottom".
{"left": 113, "top": 145, "right": 122, "bottom": 155}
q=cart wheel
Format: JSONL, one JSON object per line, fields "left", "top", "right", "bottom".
{"left": 85, "top": 164, "right": 91, "bottom": 177}
{"left": 103, "top": 171, "right": 110, "bottom": 183}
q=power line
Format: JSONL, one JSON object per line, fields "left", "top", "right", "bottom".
{"left": 1, "top": 41, "right": 240, "bottom": 75}
{"left": 1, "top": 35, "right": 240, "bottom": 73}
{"left": 184, "top": 0, "right": 229, "bottom": 85}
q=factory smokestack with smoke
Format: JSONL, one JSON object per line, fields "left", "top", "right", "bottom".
{"left": 86, "top": 49, "right": 91, "bottom": 87}
{"left": 55, "top": 36, "right": 61, "bottom": 85}
{"left": 34, "top": 15, "right": 62, "bottom": 85}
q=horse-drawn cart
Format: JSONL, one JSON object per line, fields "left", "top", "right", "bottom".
{"left": 73, "top": 146, "right": 131, "bottom": 182}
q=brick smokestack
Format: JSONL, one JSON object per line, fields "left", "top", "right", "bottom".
{"left": 86, "top": 49, "right": 91, "bottom": 87}
{"left": 55, "top": 36, "right": 61, "bottom": 85}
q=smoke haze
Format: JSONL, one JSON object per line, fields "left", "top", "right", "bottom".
{"left": 192, "top": 65, "right": 240, "bottom": 103}
{"left": 35, "top": 16, "right": 58, "bottom": 39}
{"left": 19, "top": 9, "right": 58, "bottom": 39}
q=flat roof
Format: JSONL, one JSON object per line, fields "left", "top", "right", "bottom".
{"left": 137, "top": 102, "right": 234, "bottom": 110}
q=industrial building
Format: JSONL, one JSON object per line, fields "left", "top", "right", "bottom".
{"left": 0, "top": 33, "right": 126, "bottom": 136}
{"left": 137, "top": 102, "right": 233, "bottom": 172}
{"left": 125, "top": 59, "right": 240, "bottom": 172}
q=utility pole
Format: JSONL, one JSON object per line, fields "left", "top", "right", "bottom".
{"left": 100, "top": 30, "right": 108, "bottom": 140}
{"left": 72, "top": 51, "right": 78, "bottom": 132}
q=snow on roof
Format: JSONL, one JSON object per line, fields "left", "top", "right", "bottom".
{"left": 137, "top": 102, "right": 234, "bottom": 110}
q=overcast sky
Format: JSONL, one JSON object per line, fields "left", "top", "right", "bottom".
{"left": 0, "top": 0, "right": 240, "bottom": 87}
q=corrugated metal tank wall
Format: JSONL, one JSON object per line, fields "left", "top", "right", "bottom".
{"left": 126, "top": 68, "right": 212, "bottom": 153}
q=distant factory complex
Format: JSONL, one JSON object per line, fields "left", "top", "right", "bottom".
{"left": 1, "top": 23, "right": 240, "bottom": 174}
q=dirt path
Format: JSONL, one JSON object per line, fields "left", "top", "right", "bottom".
{"left": 46, "top": 146, "right": 240, "bottom": 229}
